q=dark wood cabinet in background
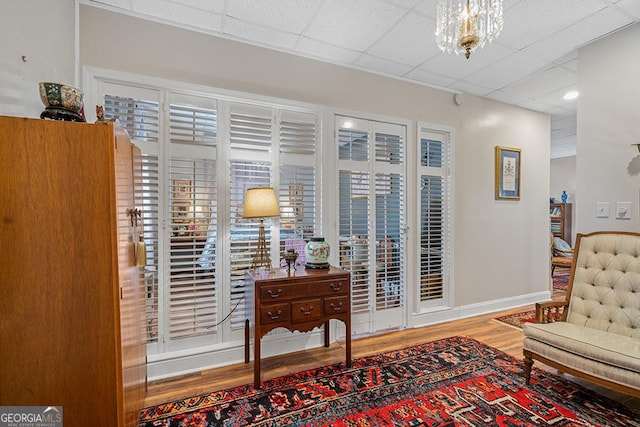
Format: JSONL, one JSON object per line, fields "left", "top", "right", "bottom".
{"left": 550, "top": 202, "right": 572, "bottom": 245}
{"left": 0, "top": 116, "right": 146, "bottom": 427}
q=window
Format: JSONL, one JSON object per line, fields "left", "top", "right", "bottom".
{"left": 101, "top": 80, "right": 320, "bottom": 364}
{"left": 417, "top": 126, "right": 451, "bottom": 311}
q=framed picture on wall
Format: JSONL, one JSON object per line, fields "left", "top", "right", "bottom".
{"left": 495, "top": 146, "right": 521, "bottom": 200}
{"left": 173, "top": 179, "right": 192, "bottom": 201}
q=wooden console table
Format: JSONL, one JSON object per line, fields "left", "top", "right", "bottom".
{"left": 245, "top": 266, "right": 351, "bottom": 388}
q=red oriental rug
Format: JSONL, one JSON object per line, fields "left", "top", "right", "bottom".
{"left": 138, "top": 336, "right": 639, "bottom": 426}
{"left": 494, "top": 274, "right": 570, "bottom": 329}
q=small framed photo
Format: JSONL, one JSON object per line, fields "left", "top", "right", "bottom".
{"left": 174, "top": 179, "right": 192, "bottom": 201}
{"left": 495, "top": 146, "right": 521, "bottom": 200}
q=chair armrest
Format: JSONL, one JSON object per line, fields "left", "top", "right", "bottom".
{"left": 535, "top": 301, "right": 568, "bottom": 323}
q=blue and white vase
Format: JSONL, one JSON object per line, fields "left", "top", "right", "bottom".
{"left": 561, "top": 191, "right": 568, "bottom": 204}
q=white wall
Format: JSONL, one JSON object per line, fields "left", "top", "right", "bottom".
{"left": 577, "top": 23, "right": 640, "bottom": 234}
{"left": 0, "top": 1, "right": 76, "bottom": 118}
{"left": 551, "top": 156, "right": 576, "bottom": 205}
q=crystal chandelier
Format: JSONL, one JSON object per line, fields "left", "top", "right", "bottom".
{"left": 435, "top": 0, "right": 503, "bottom": 59}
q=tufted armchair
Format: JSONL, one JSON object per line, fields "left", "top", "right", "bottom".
{"left": 523, "top": 231, "right": 640, "bottom": 397}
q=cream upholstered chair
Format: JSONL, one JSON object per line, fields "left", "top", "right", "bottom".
{"left": 524, "top": 231, "right": 640, "bottom": 397}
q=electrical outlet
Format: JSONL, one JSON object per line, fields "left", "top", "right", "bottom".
{"left": 616, "top": 202, "right": 632, "bottom": 219}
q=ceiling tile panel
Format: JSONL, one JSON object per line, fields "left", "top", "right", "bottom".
{"left": 223, "top": 17, "right": 299, "bottom": 49}
{"left": 133, "top": 0, "right": 222, "bottom": 31}
{"left": 614, "top": 0, "right": 640, "bottom": 18}
{"left": 226, "top": 0, "right": 322, "bottom": 34}
{"left": 504, "top": 66, "right": 576, "bottom": 101}
{"left": 411, "top": 0, "right": 438, "bottom": 18}
{"left": 303, "top": 0, "right": 406, "bottom": 51}
{"left": 463, "top": 51, "right": 548, "bottom": 90}
{"left": 294, "top": 37, "right": 362, "bottom": 63}
{"left": 499, "top": 0, "right": 609, "bottom": 49}
{"left": 354, "top": 54, "right": 414, "bottom": 76}
{"left": 419, "top": 43, "right": 516, "bottom": 81}
{"left": 523, "top": 6, "right": 633, "bottom": 62}
{"left": 404, "top": 68, "right": 457, "bottom": 88}
{"left": 367, "top": 12, "right": 439, "bottom": 67}
{"left": 173, "top": 0, "right": 225, "bottom": 13}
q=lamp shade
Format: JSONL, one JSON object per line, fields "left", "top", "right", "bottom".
{"left": 243, "top": 187, "right": 280, "bottom": 218}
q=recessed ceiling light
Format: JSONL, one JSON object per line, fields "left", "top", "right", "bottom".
{"left": 563, "top": 90, "right": 579, "bottom": 100}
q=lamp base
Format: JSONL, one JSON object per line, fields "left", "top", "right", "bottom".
{"left": 251, "top": 219, "right": 273, "bottom": 271}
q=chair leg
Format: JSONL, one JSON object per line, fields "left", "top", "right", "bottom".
{"left": 523, "top": 350, "right": 533, "bottom": 385}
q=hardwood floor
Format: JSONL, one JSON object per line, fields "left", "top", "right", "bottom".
{"left": 143, "top": 286, "right": 640, "bottom": 412}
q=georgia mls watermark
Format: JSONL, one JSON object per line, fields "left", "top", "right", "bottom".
{"left": 0, "top": 406, "right": 62, "bottom": 427}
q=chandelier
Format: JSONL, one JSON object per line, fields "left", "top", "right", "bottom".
{"left": 435, "top": 0, "right": 503, "bottom": 59}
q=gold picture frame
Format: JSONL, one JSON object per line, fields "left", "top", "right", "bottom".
{"left": 495, "top": 146, "right": 521, "bottom": 200}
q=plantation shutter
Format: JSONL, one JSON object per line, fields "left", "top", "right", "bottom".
{"left": 337, "top": 117, "right": 372, "bottom": 315}
{"left": 103, "top": 88, "right": 161, "bottom": 345}
{"left": 279, "top": 110, "right": 317, "bottom": 259}
{"left": 374, "top": 128, "right": 404, "bottom": 311}
{"left": 167, "top": 94, "right": 218, "bottom": 343}
{"left": 229, "top": 161, "right": 272, "bottom": 328}
{"left": 418, "top": 132, "right": 450, "bottom": 308}
{"left": 337, "top": 116, "right": 406, "bottom": 332}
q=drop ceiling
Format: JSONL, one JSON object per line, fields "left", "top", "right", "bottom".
{"left": 83, "top": 0, "right": 640, "bottom": 159}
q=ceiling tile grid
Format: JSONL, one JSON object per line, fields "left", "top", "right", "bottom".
{"left": 83, "top": 0, "right": 639, "bottom": 158}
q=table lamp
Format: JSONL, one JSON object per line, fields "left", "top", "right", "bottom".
{"left": 243, "top": 187, "right": 280, "bottom": 271}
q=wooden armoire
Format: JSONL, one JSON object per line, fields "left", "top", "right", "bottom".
{"left": 0, "top": 116, "right": 146, "bottom": 426}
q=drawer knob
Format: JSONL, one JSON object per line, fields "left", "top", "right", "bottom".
{"left": 267, "top": 310, "right": 283, "bottom": 320}
{"left": 330, "top": 282, "right": 342, "bottom": 291}
{"left": 267, "top": 288, "right": 283, "bottom": 298}
{"left": 330, "top": 302, "right": 343, "bottom": 311}
{"left": 299, "top": 305, "right": 314, "bottom": 315}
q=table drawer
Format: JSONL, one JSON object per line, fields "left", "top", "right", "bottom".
{"left": 324, "top": 296, "right": 348, "bottom": 314}
{"left": 260, "top": 303, "right": 290, "bottom": 324}
{"left": 260, "top": 284, "right": 306, "bottom": 301}
{"left": 314, "top": 277, "right": 349, "bottom": 296}
{"left": 291, "top": 299, "right": 322, "bottom": 323}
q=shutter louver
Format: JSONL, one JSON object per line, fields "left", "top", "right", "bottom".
{"left": 375, "top": 172, "right": 403, "bottom": 310}
{"left": 104, "top": 95, "right": 159, "bottom": 143}
{"left": 280, "top": 111, "right": 316, "bottom": 155}
{"left": 105, "top": 93, "right": 161, "bottom": 344}
{"left": 229, "top": 161, "right": 272, "bottom": 328}
{"left": 170, "top": 104, "right": 217, "bottom": 147}
{"left": 339, "top": 129, "right": 369, "bottom": 161}
{"left": 375, "top": 133, "right": 402, "bottom": 164}
{"left": 230, "top": 104, "right": 272, "bottom": 152}
{"left": 339, "top": 170, "right": 371, "bottom": 314}
{"left": 169, "top": 158, "right": 217, "bottom": 340}
{"left": 279, "top": 165, "right": 316, "bottom": 256}
{"left": 420, "top": 138, "right": 445, "bottom": 302}
{"left": 136, "top": 154, "right": 160, "bottom": 343}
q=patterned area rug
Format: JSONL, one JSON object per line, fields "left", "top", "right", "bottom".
{"left": 494, "top": 310, "right": 536, "bottom": 329}
{"left": 494, "top": 273, "right": 570, "bottom": 329}
{"left": 138, "top": 336, "right": 639, "bottom": 426}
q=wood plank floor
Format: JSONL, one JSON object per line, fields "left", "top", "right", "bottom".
{"left": 143, "top": 286, "right": 640, "bottom": 412}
